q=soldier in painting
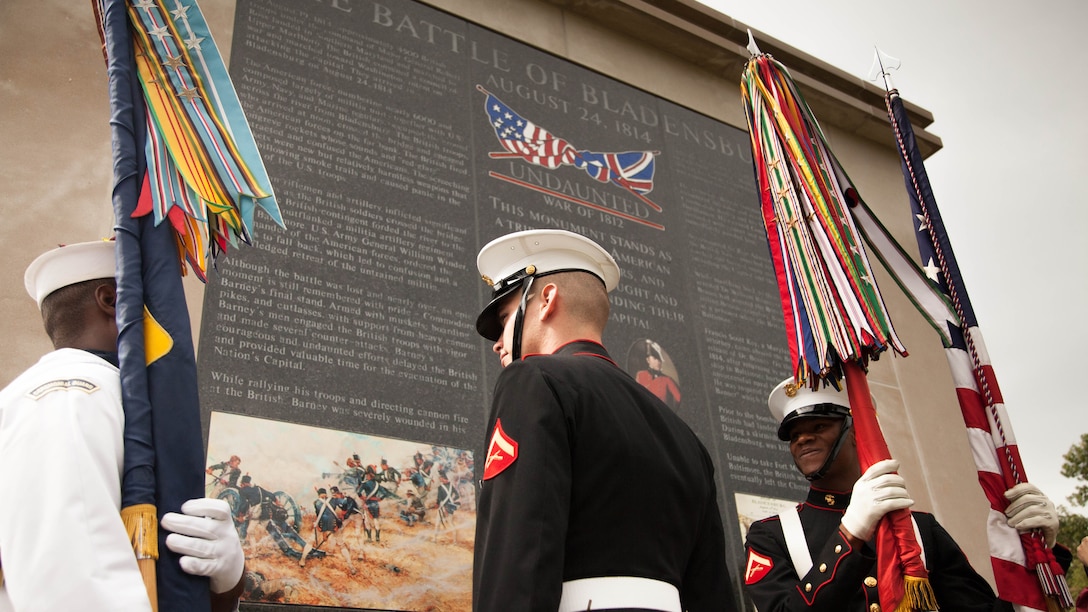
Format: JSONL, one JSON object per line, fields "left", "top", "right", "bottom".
{"left": 236, "top": 474, "right": 277, "bottom": 542}
{"left": 329, "top": 485, "right": 365, "bottom": 555}
{"left": 265, "top": 495, "right": 323, "bottom": 562}
{"left": 377, "top": 457, "right": 401, "bottom": 493}
{"left": 302, "top": 487, "right": 356, "bottom": 574}
{"left": 634, "top": 339, "right": 681, "bottom": 410}
{"left": 206, "top": 454, "right": 242, "bottom": 491}
{"left": 358, "top": 470, "right": 386, "bottom": 543}
{"left": 434, "top": 470, "right": 462, "bottom": 543}
{"left": 398, "top": 489, "right": 427, "bottom": 527}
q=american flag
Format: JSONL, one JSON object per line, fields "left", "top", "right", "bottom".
{"left": 480, "top": 88, "right": 658, "bottom": 200}
{"left": 882, "top": 90, "right": 1070, "bottom": 611}
{"left": 483, "top": 91, "right": 577, "bottom": 169}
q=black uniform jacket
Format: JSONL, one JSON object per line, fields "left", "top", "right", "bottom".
{"left": 472, "top": 340, "right": 735, "bottom": 612}
{"left": 743, "top": 486, "right": 1001, "bottom": 611}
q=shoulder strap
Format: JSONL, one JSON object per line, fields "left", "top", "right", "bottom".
{"left": 910, "top": 515, "right": 927, "bottom": 569}
{"left": 779, "top": 506, "right": 813, "bottom": 577}
{"left": 779, "top": 508, "right": 929, "bottom": 580}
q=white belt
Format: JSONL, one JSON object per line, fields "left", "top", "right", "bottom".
{"left": 558, "top": 576, "right": 681, "bottom": 612}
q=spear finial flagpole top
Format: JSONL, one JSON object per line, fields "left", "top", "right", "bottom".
{"left": 746, "top": 29, "right": 762, "bottom": 57}
{"left": 868, "top": 46, "right": 901, "bottom": 92}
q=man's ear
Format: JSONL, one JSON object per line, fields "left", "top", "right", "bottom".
{"left": 537, "top": 282, "right": 559, "bottom": 321}
{"left": 94, "top": 282, "right": 117, "bottom": 317}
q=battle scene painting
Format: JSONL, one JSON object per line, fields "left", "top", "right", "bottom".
{"left": 205, "top": 411, "right": 476, "bottom": 610}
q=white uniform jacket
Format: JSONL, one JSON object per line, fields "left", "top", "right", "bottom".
{"left": 0, "top": 349, "right": 151, "bottom": 611}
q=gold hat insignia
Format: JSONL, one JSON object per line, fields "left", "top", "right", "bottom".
{"left": 785, "top": 381, "right": 799, "bottom": 397}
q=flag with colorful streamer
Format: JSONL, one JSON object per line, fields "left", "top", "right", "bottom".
{"left": 101, "top": 0, "right": 284, "bottom": 281}
{"left": 93, "top": 0, "right": 282, "bottom": 608}
{"left": 874, "top": 57, "right": 1072, "bottom": 610}
{"left": 741, "top": 37, "right": 935, "bottom": 612}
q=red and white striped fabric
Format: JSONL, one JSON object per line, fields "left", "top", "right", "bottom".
{"left": 947, "top": 330, "right": 1053, "bottom": 611}
{"left": 842, "top": 88, "right": 1071, "bottom": 610}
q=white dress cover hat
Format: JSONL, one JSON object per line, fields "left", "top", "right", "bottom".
{"left": 24, "top": 240, "right": 117, "bottom": 308}
{"left": 475, "top": 229, "right": 620, "bottom": 341}
{"left": 767, "top": 377, "right": 852, "bottom": 441}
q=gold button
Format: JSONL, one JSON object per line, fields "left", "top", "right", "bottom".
{"left": 864, "top": 576, "right": 877, "bottom": 588}
{"left": 819, "top": 563, "right": 827, "bottom": 573}
{"left": 870, "top": 604, "right": 880, "bottom": 612}
{"left": 834, "top": 545, "right": 842, "bottom": 553}
{"left": 805, "top": 583, "right": 812, "bottom": 592}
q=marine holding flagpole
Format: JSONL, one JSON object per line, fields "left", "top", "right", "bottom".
{"left": 741, "top": 376, "right": 1061, "bottom": 611}
{"left": 738, "top": 34, "right": 1067, "bottom": 611}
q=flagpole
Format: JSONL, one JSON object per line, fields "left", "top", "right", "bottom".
{"left": 843, "top": 362, "right": 935, "bottom": 612}
{"left": 95, "top": 0, "right": 283, "bottom": 608}
{"left": 873, "top": 50, "right": 1073, "bottom": 610}
{"left": 740, "top": 35, "right": 935, "bottom": 611}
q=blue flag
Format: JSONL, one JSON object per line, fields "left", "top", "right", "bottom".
{"left": 99, "top": 0, "right": 209, "bottom": 609}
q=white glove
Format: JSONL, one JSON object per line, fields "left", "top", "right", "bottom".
{"left": 840, "top": 459, "right": 914, "bottom": 541}
{"left": 161, "top": 498, "right": 245, "bottom": 594}
{"left": 1003, "top": 482, "right": 1058, "bottom": 547}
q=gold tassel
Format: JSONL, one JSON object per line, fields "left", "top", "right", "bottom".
{"left": 894, "top": 576, "right": 939, "bottom": 611}
{"left": 121, "top": 504, "right": 158, "bottom": 612}
{"left": 121, "top": 503, "right": 159, "bottom": 559}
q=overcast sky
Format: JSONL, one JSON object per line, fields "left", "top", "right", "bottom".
{"left": 696, "top": 0, "right": 1088, "bottom": 511}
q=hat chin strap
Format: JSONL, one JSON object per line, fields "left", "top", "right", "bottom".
{"left": 510, "top": 276, "right": 535, "bottom": 362}
{"left": 803, "top": 417, "right": 853, "bottom": 482}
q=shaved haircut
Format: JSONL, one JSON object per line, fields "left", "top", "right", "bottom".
{"left": 545, "top": 271, "right": 611, "bottom": 331}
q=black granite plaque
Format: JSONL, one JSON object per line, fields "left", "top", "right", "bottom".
{"left": 198, "top": 0, "right": 800, "bottom": 608}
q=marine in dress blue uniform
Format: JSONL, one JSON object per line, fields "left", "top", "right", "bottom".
{"left": 743, "top": 486, "right": 1001, "bottom": 611}
{"left": 471, "top": 229, "right": 735, "bottom": 612}
{"left": 742, "top": 378, "right": 1061, "bottom": 612}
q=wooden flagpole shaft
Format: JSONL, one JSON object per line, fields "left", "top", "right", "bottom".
{"left": 138, "top": 557, "right": 158, "bottom": 612}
